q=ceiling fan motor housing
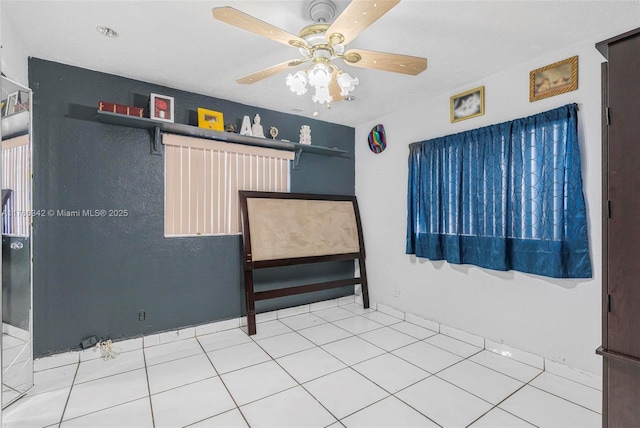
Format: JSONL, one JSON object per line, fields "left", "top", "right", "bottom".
{"left": 308, "top": 0, "right": 336, "bottom": 23}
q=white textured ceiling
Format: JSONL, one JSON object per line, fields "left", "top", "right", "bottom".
{"left": 2, "top": 0, "right": 639, "bottom": 127}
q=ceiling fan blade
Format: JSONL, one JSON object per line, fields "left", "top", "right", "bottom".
{"left": 237, "top": 59, "right": 309, "bottom": 84}
{"left": 343, "top": 48, "right": 427, "bottom": 75}
{"left": 329, "top": 69, "right": 343, "bottom": 102}
{"left": 326, "top": 0, "right": 400, "bottom": 46}
{"left": 212, "top": 7, "right": 307, "bottom": 48}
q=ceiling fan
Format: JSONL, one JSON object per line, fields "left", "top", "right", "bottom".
{"left": 212, "top": 0, "right": 428, "bottom": 105}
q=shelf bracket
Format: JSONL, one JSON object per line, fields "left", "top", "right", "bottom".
{"left": 293, "top": 148, "right": 303, "bottom": 170}
{"left": 148, "top": 126, "right": 162, "bottom": 155}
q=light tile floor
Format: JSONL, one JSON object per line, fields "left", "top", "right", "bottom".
{"left": 3, "top": 303, "right": 602, "bottom": 428}
{"left": 3, "top": 331, "right": 32, "bottom": 407}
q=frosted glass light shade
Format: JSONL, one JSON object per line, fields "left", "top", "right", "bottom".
{"left": 286, "top": 71, "right": 308, "bottom": 95}
{"left": 312, "top": 85, "right": 332, "bottom": 104}
{"left": 307, "top": 63, "right": 332, "bottom": 89}
{"left": 337, "top": 71, "right": 359, "bottom": 96}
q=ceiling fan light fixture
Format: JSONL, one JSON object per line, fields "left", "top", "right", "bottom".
{"left": 307, "top": 62, "right": 332, "bottom": 89}
{"left": 287, "top": 61, "right": 356, "bottom": 105}
{"left": 286, "top": 71, "right": 308, "bottom": 95}
{"left": 337, "top": 71, "right": 359, "bottom": 96}
{"left": 312, "top": 85, "right": 332, "bottom": 104}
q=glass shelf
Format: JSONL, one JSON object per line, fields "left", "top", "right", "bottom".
{"left": 96, "top": 110, "right": 348, "bottom": 166}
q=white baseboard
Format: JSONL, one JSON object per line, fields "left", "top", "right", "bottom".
{"left": 34, "top": 295, "right": 601, "bottom": 390}
{"left": 368, "top": 300, "right": 602, "bottom": 385}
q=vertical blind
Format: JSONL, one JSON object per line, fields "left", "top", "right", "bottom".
{"left": 406, "top": 104, "right": 592, "bottom": 278}
{"left": 2, "top": 134, "right": 30, "bottom": 236}
{"left": 164, "top": 134, "right": 293, "bottom": 236}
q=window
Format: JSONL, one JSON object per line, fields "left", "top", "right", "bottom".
{"left": 164, "top": 134, "right": 293, "bottom": 236}
{"left": 406, "top": 104, "right": 591, "bottom": 278}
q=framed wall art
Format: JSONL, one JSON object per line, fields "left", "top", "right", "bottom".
{"left": 530, "top": 55, "right": 578, "bottom": 102}
{"left": 450, "top": 86, "right": 484, "bottom": 123}
{"left": 150, "top": 93, "right": 174, "bottom": 122}
{"left": 197, "top": 108, "right": 224, "bottom": 131}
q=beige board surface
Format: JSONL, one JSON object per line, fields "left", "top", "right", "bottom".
{"left": 246, "top": 198, "right": 360, "bottom": 261}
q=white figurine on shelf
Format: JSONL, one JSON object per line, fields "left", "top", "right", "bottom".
{"left": 251, "top": 114, "right": 265, "bottom": 138}
{"left": 240, "top": 115, "right": 252, "bottom": 136}
{"left": 299, "top": 125, "right": 311, "bottom": 145}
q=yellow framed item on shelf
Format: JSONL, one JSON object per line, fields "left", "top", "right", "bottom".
{"left": 197, "top": 108, "right": 224, "bottom": 131}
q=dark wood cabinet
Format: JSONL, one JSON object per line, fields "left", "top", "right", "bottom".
{"left": 597, "top": 27, "right": 640, "bottom": 427}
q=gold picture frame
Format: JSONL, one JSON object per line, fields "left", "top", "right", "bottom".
{"left": 197, "top": 108, "right": 224, "bottom": 131}
{"left": 450, "top": 86, "right": 484, "bottom": 123}
{"left": 529, "top": 55, "right": 578, "bottom": 102}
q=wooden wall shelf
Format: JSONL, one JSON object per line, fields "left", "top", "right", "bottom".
{"left": 96, "top": 110, "right": 347, "bottom": 167}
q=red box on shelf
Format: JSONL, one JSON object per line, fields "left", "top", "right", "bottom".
{"left": 98, "top": 101, "right": 144, "bottom": 117}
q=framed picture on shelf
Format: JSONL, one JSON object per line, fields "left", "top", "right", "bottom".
{"left": 150, "top": 93, "right": 174, "bottom": 122}
{"left": 450, "top": 86, "right": 484, "bottom": 123}
{"left": 529, "top": 55, "right": 578, "bottom": 102}
{"left": 197, "top": 108, "right": 224, "bottom": 131}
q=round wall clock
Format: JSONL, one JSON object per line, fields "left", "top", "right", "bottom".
{"left": 368, "top": 124, "right": 387, "bottom": 154}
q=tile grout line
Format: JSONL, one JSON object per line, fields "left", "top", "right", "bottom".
{"left": 141, "top": 345, "right": 156, "bottom": 428}
{"left": 328, "top": 335, "right": 443, "bottom": 426}
{"left": 268, "top": 355, "right": 346, "bottom": 425}
{"left": 334, "top": 391, "right": 404, "bottom": 426}
{"left": 194, "top": 334, "right": 252, "bottom": 428}
{"left": 385, "top": 339, "right": 540, "bottom": 427}
{"left": 264, "top": 314, "right": 445, "bottom": 426}
{"left": 463, "top": 373, "right": 543, "bottom": 427}
{"left": 247, "top": 324, "right": 346, "bottom": 425}
{"left": 387, "top": 392, "right": 445, "bottom": 428}
{"left": 428, "top": 342, "right": 531, "bottom": 404}
{"left": 525, "top": 377, "right": 602, "bottom": 415}
{"left": 462, "top": 352, "right": 543, "bottom": 384}
{"left": 320, "top": 326, "right": 448, "bottom": 427}
{"left": 57, "top": 366, "right": 150, "bottom": 423}
{"left": 463, "top": 362, "right": 602, "bottom": 427}
{"left": 305, "top": 310, "right": 457, "bottom": 383}
{"left": 55, "top": 354, "right": 80, "bottom": 427}
{"left": 248, "top": 326, "right": 347, "bottom": 425}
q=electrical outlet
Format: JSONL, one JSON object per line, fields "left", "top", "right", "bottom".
{"left": 81, "top": 335, "right": 97, "bottom": 349}
{"left": 138, "top": 311, "right": 146, "bottom": 321}
{"left": 394, "top": 286, "right": 402, "bottom": 297}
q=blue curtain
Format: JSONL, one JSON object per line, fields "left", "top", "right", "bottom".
{"left": 406, "top": 104, "right": 592, "bottom": 278}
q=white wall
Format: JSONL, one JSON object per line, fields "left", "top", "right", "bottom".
{"left": 1, "top": 7, "right": 28, "bottom": 85}
{"left": 355, "top": 35, "right": 614, "bottom": 374}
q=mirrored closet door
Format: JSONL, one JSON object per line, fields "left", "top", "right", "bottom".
{"left": 1, "top": 76, "right": 33, "bottom": 407}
